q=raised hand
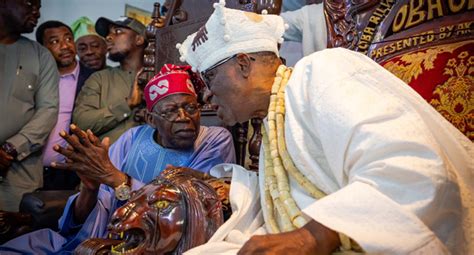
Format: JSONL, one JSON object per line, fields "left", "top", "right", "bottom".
{"left": 51, "top": 124, "right": 125, "bottom": 189}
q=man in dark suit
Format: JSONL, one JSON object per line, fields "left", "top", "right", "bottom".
{"left": 35, "top": 21, "right": 95, "bottom": 190}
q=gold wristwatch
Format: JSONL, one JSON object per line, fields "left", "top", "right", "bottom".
{"left": 114, "top": 173, "right": 131, "bottom": 201}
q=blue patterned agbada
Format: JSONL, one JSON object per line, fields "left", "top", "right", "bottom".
{"left": 0, "top": 125, "right": 235, "bottom": 254}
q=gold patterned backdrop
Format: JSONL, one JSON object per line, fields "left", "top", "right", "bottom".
{"left": 382, "top": 41, "right": 474, "bottom": 140}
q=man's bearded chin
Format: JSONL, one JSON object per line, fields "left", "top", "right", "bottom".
{"left": 108, "top": 51, "right": 128, "bottom": 62}
{"left": 57, "top": 59, "right": 75, "bottom": 68}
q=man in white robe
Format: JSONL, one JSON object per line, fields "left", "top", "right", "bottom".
{"left": 177, "top": 3, "right": 473, "bottom": 254}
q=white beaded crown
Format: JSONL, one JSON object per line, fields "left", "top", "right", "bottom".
{"left": 177, "top": 0, "right": 287, "bottom": 72}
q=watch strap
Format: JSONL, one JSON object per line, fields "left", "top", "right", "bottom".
{"left": 1, "top": 142, "right": 18, "bottom": 159}
{"left": 114, "top": 173, "right": 132, "bottom": 201}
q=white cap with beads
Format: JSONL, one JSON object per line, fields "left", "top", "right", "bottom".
{"left": 176, "top": 0, "right": 287, "bottom": 72}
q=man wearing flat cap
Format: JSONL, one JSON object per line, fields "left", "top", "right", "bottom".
{"left": 73, "top": 16, "right": 146, "bottom": 143}
{"left": 71, "top": 16, "right": 107, "bottom": 71}
{"left": 176, "top": 1, "right": 473, "bottom": 255}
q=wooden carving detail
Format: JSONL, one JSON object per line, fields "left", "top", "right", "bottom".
{"left": 132, "top": 3, "right": 165, "bottom": 124}
{"left": 232, "top": 122, "right": 249, "bottom": 167}
{"left": 248, "top": 118, "right": 263, "bottom": 170}
{"left": 324, "top": 0, "right": 380, "bottom": 49}
{"left": 142, "top": 3, "right": 165, "bottom": 85}
{"left": 74, "top": 168, "right": 226, "bottom": 255}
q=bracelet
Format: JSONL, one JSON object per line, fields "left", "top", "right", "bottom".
{"left": 1, "top": 142, "right": 18, "bottom": 159}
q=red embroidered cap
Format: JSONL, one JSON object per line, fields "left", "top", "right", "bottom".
{"left": 144, "top": 64, "right": 197, "bottom": 111}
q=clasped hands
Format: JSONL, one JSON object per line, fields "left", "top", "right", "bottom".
{"left": 50, "top": 124, "right": 126, "bottom": 191}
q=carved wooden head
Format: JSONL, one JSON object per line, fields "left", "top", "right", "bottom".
{"left": 75, "top": 168, "right": 224, "bottom": 255}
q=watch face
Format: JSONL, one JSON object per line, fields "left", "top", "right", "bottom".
{"left": 116, "top": 186, "right": 131, "bottom": 201}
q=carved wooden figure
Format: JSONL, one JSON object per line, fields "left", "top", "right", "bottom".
{"left": 74, "top": 167, "right": 229, "bottom": 255}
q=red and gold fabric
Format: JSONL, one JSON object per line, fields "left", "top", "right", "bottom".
{"left": 381, "top": 41, "right": 474, "bottom": 140}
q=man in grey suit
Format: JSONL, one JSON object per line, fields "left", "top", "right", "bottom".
{"left": 0, "top": 0, "right": 59, "bottom": 212}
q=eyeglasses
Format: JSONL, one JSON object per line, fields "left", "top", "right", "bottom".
{"left": 152, "top": 103, "right": 200, "bottom": 121}
{"left": 200, "top": 54, "right": 256, "bottom": 90}
{"left": 200, "top": 55, "right": 235, "bottom": 90}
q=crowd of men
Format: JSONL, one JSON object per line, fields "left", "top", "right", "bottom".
{"left": 0, "top": 0, "right": 472, "bottom": 254}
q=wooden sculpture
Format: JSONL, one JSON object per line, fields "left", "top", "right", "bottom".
{"left": 74, "top": 167, "right": 230, "bottom": 255}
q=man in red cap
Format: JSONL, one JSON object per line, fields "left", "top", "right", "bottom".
{"left": 0, "top": 64, "right": 236, "bottom": 254}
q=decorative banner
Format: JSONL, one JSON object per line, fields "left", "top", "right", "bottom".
{"left": 325, "top": 0, "right": 474, "bottom": 140}
{"left": 382, "top": 41, "right": 473, "bottom": 140}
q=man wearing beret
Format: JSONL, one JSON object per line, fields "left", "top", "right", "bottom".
{"left": 0, "top": 64, "right": 236, "bottom": 253}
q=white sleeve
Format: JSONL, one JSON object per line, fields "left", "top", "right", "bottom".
{"left": 286, "top": 49, "right": 462, "bottom": 254}
{"left": 281, "top": 7, "right": 304, "bottom": 42}
{"left": 281, "top": 4, "right": 327, "bottom": 55}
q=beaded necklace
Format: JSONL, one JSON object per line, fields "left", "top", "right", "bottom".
{"left": 261, "top": 65, "right": 353, "bottom": 251}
